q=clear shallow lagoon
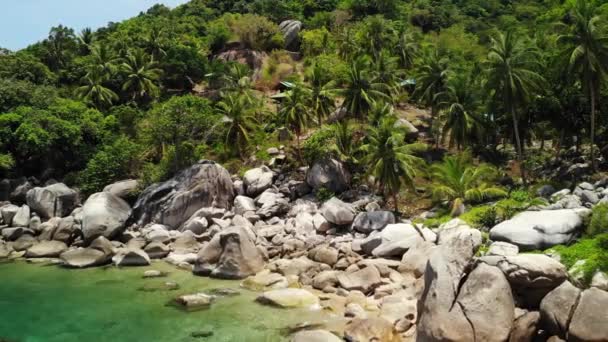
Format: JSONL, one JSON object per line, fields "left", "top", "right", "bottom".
{"left": 0, "top": 261, "right": 329, "bottom": 342}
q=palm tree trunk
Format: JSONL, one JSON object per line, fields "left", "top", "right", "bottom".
{"left": 296, "top": 133, "right": 303, "bottom": 164}
{"left": 590, "top": 83, "right": 597, "bottom": 172}
{"left": 511, "top": 107, "right": 527, "bottom": 186}
{"left": 393, "top": 192, "right": 399, "bottom": 213}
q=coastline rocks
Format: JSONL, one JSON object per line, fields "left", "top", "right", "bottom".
{"left": 306, "top": 158, "right": 351, "bottom": 194}
{"left": 320, "top": 197, "right": 355, "bottom": 225}
{"left": 60, "top": 248, "right": 110, "bottom": 268}
{"left": 103, "top": 179, "right": 139, "bottom": 199}
{"left": 243, "top": 166, "right": 273, "bottom": 197}
{"left": 113, "top": 249, "right": 151, "bottom": 266}
{"left": 131, "top": 161, "right": 234, "bottom": 229}
{"left": 256, "top": 190, "right": 290, "bottom": 218}
{"left": 338, "top": 266, "right": 382, "bottom": 294}
{"left": 291, "top": 330, "right": 341, "bottom": 342}
{"left": 1, "top": 204, "right": 19, "bottom": 226}
{"left": 344, "top": 318, "right": 400, "bottom": 342}
{"left": 25, "top": 240, "right": 67, "bottom": 258}
{"left": 175, "top": 293, "right": 214, "bottom": 310}
{"left": 351, "top": 211, "right": 395, "bottom": 233}
{"left": 568, "top": 287, "right": 608, "bottom": 342}
{"left": 234, "top": 195, "right": 256, "bottom": 215}
{"left": 489, "top": 209, "right": 590, "bottom": 251}
{"left": 479, "top": 254, "right": 567, "bottom": 306}
{"left": 540, "top": 281, "right": 580, "bottom": 337}
{"left": 360, "top": 223, "right": 436, "bottom": 257}
{"left": 12, "top": 205, "right": 30, "bottom": 227}
{"left": 144, "top": 241, "right": 170, "bottom": 259}
{"left": 241, "top": 270, "right": 288, "bottom": 291}
{"left": 194, "top": 226, "right": 265, "bottom": 279}
{"left": 26, "top": 183, "right": 78, "bottom": 219}
{"left": 81, "top": 192, "right": 131, "bottom": 241}
{"left": 256, "top": 288, "right": 319, "bottom": 308}
{"left": 416, "top": 226, "right": 480, "bottom": 342}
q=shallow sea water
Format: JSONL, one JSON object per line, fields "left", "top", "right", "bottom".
{"left": 0, "top": 260, "right": 332, "bottom": 342}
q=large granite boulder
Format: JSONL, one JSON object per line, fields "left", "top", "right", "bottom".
{"left": 568, "top": 287, "right": 608, "bottom": 342}
{"left": 103, "top": 179, "right": 139, "bottom": 199}
{"left": 320, "top": 197, "right": 355, "bottom": 225}
{"left": 360, "top": 223, "right": 436, "bottom": 257}
{"left": 12, "top": 205, "right": 30, "bottom": 227}
{"left": 416, "top": 228, "right": 480, "bottom": 342}
{"left": 337, "top": 266, "right": 382, "bottom": 294}
{"left": 194, "top": 226, "right": 265, "bottom": 279}
{"left": 344, "top": 318, "right": 400, "bottom": 342}
{"left": 25, "top": 240, "right": 68, "bottom": 258}
{"left": 306, "top": 158, "right": 351, "bottom": 194}
{"left": 1, "top": 204, "right": 19, "bottom": 226}
{"left": 255, "top": 189, "right": 290, "bottom": 218}
{"left": 131, "top": 161, "right": 234, "bottom": 229}
{"left": 26, "top": 183, "right": 78, "bottom": 219}
{"left": 256, "top": 288, "right": 319, "bottom": 308}
{"left": 479, "top": 254, "right": 567, "bottom": 307}
{"left": 113, "top": 249, "right": 151, "bottom": 267}
{"left": 489, "top": 209, "right": 590, "bottom": 251}
{"left": 279, "top": 20, "right": 302, "bottom": 51}
{"left": 81, "top": 192, "right": 131, "bottom": 241}
{"left": 540, "top": 281, "right": 580, "bottom": 337}
{"left": 60, "top": 248, "right": 110, "bottom": 268}
{"left": 243, "top": 166, "right": 273, "bottom": 197}
{"left": 351, "top": 211, "right": 395, "bottom": 233}
{"left": 291, "top": 330, "right": 341, "bottom": 342}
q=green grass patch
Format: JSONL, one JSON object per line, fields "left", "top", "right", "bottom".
{"left": 549, "top": 234, "right": 608, "bottom": 285}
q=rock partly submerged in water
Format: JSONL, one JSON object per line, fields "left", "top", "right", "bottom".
{"left": 174, "top": 293, "right": 215, "bottom": 311}
{"left": 256, "top": 288, "right": 319, "bottom": 309}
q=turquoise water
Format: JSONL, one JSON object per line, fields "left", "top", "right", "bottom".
{"left": 0, "top": 261, "right": 330, "bottom": 342}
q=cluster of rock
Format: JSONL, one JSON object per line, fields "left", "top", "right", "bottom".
{"left": 2, "top": 160, "right": 608, "bottom": 341}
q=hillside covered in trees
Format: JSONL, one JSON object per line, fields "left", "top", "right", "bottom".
{"left": 0, "top": 0, "right": 606, "bottom": 196}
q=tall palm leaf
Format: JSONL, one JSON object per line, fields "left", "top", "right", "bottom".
{"left": 413, "top": 49, "right": 450, "bottom": 117}
{"left": 431, "top": 152, "right": 507, "bottom": 215}
{"left": 306, "top": 63, "right": 336, "bottom": 125}
{"left": 277, "top": 84, "right": 313, "bottom": 162}
{"left": 559, "top": 0, "right": 608, "bottom": 171}
{"left": 361, "top": 117, "right": 426, "bottom": 212}
{"left": 394, "top": 28, "right": 419, "bottom": 70}
{"left": 120, "top": 49, "right": 163, "bottom": 103}
{"left": 437, "top": 74, "right": 484, "bottom": 150}
{"left": 217, "top": 94, "right": 258, "bottom": 159}
{"left": 485, "top": 31, "right": 544, "bottom": 185}
{"left": 76, "top": 68, "right": 118, "bottom": 109}
{"left": 341, "top": 57, "right": 391, "bottom": 119}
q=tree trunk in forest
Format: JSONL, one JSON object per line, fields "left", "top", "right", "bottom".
{"left": 590, "top": 83, "right": 597, "bottom": 172}
{"left": 511, "top": 107, "right": 527, "bottom": 186}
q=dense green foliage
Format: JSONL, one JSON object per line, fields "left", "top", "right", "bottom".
{"left": 0, "top": 0, "right": 607, "bottom": 203}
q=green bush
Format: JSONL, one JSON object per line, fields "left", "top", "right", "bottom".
{"left": 228, "top": 14, "right": 284, "bottom": 51}
{"left": 588, "top": 203, "right": 608, "bottom": 236}
{"left": 460, "top": 205, "right": 497, "bottom": 228}
{"left": 302, "top": 126, "right": 336, "bottom": 165}
{"left": 315, "top": 187, "right": 335, "bottom": 202}
{"left": 551, "top": 234, "right": 608, "bottom": 285}
{"left": 78, "top": 137, "right": 141, "bottom": 196}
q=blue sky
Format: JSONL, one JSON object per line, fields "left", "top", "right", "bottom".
{"left": 0, "top": 0, "right": 190, "bottom": 51}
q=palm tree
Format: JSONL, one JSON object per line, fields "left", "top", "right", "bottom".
{"left": 76, "top": 69, "right": 118, "bottom": 109}
{"left": 559, "top": 0, "right": 608, "bottom": 171}
{"left": 372, "top": 50, "right": 401, "bottom": 93}
{"left": 144, "top": 27, "right": 167, "bottom": 60}
{"left": 437, "top": 74, "right": 483, "bottom": 150}
{"left": 414, "top": 49, "right": 450, "bottom": 117}
{"left": 485, "top": 31, "right": 544, "bottom": 185}
{"left": 220, "top": 63, "right": 255, "bottom": 103}
{"left": 334, "top": 122, "right": 355, "bottom": 161}
{"left": 341, "top": 57, "right": 391, "bottom": 119}
{"left": 78, "top": 27, "right": 94, "bottom": 55}
{"left": 367, "top": 101, "right": 394, "bottom": 127}
{"left": 217, "top": 94, "right": 258, "bottom": 159}
{"left": 361, "top": 117, "right": 426, "bottom": 212}
{"left": 306, "top": 63, "right": 336, "bottom": 125}
{"left": 120, "top": 49, "right": 163, "bottom": 103}
{"left": 430, "top": 152, "right": 507, "bottom": 216}
{"left": 336, "top": 27, "right": 359, "bottom": 60}
{"left": 277, "top": 84, "right": 313, "bottom": 162}
{"left": 394, "top": 28, "right": 419, "bottom": 70}
{"left": 89, "top": 44, "right": 119, "bottom": 77}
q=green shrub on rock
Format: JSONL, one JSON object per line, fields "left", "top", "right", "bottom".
{"left": 588, "top": 203, "right": 608, "bottom": 237}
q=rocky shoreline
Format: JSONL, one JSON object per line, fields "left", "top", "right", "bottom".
{"left": 1, "top": 159, "right": 608, "bottom": 341}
